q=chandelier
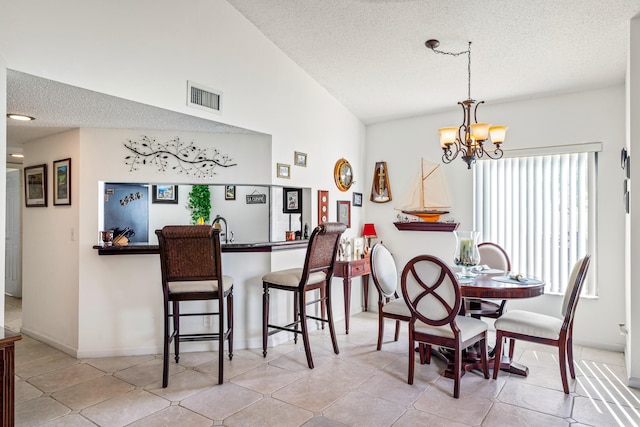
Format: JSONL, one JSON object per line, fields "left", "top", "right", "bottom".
{"left": 426, "top": 39, "right": 508, "bottom": 169}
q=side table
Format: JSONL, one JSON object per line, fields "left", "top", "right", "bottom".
{"left": 334, "top": 256, "right": 371, "bottom": 334}
{"left": 0, "top": 328, "right": 21, "bottom": 426}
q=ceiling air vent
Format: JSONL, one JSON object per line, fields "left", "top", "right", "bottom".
{"left": 187, "top": 81, "right": 222, "bottom": 114}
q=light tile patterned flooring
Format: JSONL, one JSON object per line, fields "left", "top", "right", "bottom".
{"left": 5, "top": 295, "right": 640, "bottom": 426}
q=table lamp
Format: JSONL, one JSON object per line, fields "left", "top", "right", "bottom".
{"left": 362, "top": 223, "right": 378, "bottom": 254}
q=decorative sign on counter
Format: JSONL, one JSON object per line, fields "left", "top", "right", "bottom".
{"left": 246, "top": 192, "right": 267, "bottom": 204}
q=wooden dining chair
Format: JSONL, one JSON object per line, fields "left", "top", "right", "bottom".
{"left": 493, "top": 255, "right": 591, "bottom": 393}
{"left": 370, "top": 243, "right": 411, "bottom": 350}
{"left": 401, "top": 254, "right": 489, "bottom": 398}
{"left": 465, "top": 242, "right": 511, "bottom": 318}
{"left": 156, "top": 225, "right": 234, "bottom": 387}
{"left": 262, "top": 222, "right": 346, "bottom": 369}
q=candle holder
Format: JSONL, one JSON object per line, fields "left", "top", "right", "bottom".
{"left": 453, "top": 230, "right": 480, "bottom": 277}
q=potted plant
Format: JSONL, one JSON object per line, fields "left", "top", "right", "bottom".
{"left": 187, "top": 184, "right": 211, "bottom": 224}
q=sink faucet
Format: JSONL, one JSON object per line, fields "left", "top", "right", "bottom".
{"left": 212, "top": 215, "right": 233, "bottom": 243}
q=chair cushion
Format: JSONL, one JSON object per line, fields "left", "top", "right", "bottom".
{"left": 262, "top": 268, "right": 327, "bottom": 288}
{"left": 169, "top": 275, "right": 233, "bottom": 294}
{"left": 494, "top": 309, "right": 563, "bottom": 340}
{"left": 381, "top": 298, "right": 411, "bottom": 318}
{"left": 561, "top": 257, "right": 586, "bottom": 317}
{"left": 372, "top": 245, "right": 398, "bottom": 297}
{"left": 414, "top": 315, "right": 487, "bottom": 341}
{"left": 478, "top": 244, "right": 510, "bottom": 271}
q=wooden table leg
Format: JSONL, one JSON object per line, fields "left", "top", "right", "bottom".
{"left": 362, "top": 274, "right": 369, "bottom": 312}
{"left": 437, "top": 342, "right": 530, "bottom": 378}
{"left": 343, "top": 277, "right": 351, "bottom": 334}
{"left": 498, "top": 354, "right": 530, "bottom": 376}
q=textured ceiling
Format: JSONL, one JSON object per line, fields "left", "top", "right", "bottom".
{"left": 5, "top": 71, "right": 256, "bottom": 163}
{"left": 227, "top": 0, "right": 640, "bottom": 124}
{"left": 6, "top": 1, "right": 640, "bottom": 164}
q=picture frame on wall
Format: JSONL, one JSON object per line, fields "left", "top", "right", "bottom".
{"left": 294, "top": 151, "right": 307, "bottom": 167}
{"left": 24, "top": 164, "right": 48, "bottom": 207}
{"left": 337, "top": 200, "right": 351, "bottom": 228}
{"left": 353, "top": 192, "right": 363, "bottom": 207}
{"left": 318, "top": 190, "right": 329, "bottom": 224}
{"left": 225, "top": 185, "right": 236, "bottom": 200}
{"left": 53, "top": 158, "right": 71, "bottom": 206}
{"left": 152, "top": 184, "right": 178, "bottom": 204}
{"left": 277, "top": 163, "right": 291, "bottom": 179}
{"left": 283, "top": 187, "right": 303, "bottom": 214}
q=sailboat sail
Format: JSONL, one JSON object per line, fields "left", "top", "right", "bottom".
{"left": 395, "top": 158, "right": 451, "bottom": 220}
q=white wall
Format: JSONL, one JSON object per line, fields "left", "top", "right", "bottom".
{"left": 366, "top": 86, "right": 627, "bottom": 352}
{"left": 22, "top": 130, "right": 80, "bottom": 350}
{"left": 0, "top": 1, "right": 366, "bottom": 355}
{"left": 627, "top": 18, "right": 640, "bottom": 387}
{"left": 0, "top": 57, "right": 6, "bottom": 322}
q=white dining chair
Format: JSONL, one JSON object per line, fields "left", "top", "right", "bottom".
{"left": 493, "top": 255, "right": 591, "bottom": 393}
{"left": 370, "top": 243, "right": 411, "bottom": 350}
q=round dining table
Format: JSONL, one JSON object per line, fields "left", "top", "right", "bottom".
{"left": 459, "top": 272, "right": 545, "bottom": 300}
{"left": 440, "top": 271, "right": 545, "bottom": 378}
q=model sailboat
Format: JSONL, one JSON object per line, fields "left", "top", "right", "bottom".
{"left": 395, "top": 158, "right": 451, "bottom": 222}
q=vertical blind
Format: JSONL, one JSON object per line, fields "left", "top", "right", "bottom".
{"left": 474, "top": 152, "right": 596, "bottom": 296}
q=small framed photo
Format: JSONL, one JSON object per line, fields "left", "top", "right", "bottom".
{"left": 53, "top": 158, "right": 71, "bottom": 206}
{"left": 24, "top": 164, "right": 47, "bottom": 207}
{"left": 353, "top": 192, "right": 363, "bottom": 207}
{"left": 294, "top": 151, "right": 307, "bottom": 167}
{"left": 337, "top": 200, "right": 351, "bottom": 228}
{"left": 277, "top": 163, "right": 291, "bottom": 179}
{"left": 225, "top": 185, "right": 236, "bottom": 200}
{"left": 152, "top": 184, "right": 178, "bottom": 204}
{"left": 283, "top": 187, "right": 303, "bottom": 214}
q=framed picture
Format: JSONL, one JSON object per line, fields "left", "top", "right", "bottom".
{"left": 318, "top": 190, "right": 329, "bottom": 224}
{"left": 24, "top": 164, "right": 47, "bottom": 207}
{"left": 283, "top": 187, "right": 303, "bottom": 214}
{"left": 353, "top": 192, "right": 363, "bottom": 207}
{"left": 152, "top": 184, "right": 178, "bottom": 204}
{"left": 337, "top": 200, "right": 351, "bottom": 228}
{"left": 294, "top": 151, "right": 307, "bottom": 167}
{"left": 53, "top": 158, "right": 71, "bottom": 206}
{"left": 225, "top": 185, "right": 236, "bottom": 200}
{"left": 277, "top": 163, "right": 291, "bottom": 179}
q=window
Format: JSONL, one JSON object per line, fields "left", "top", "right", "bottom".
{"left": 474, "top": 150, "right": 596, "bottom": 296}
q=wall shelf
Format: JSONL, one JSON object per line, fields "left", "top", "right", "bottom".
{"left": 393, "top": 222, "right": 459, "bottom": 232}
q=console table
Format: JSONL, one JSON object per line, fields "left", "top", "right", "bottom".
{"left": 0, "top": 328, "right": 21, "bottom": 426}
{"left": 334, "top": 257, "right": 371, "bottom": 334}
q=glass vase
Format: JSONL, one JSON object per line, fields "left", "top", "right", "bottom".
{"left": 453, "top": 230, "right": 480, "bottom": 277}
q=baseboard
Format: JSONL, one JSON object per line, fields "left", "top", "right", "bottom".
{"left": 628, "top": 377, "right": 640, "bottom": 389}
{"left": 573, "top": 339, "right": 625, "bottom": 353}
{"left": 20, "top": 327, "right": 79, "bottom": 358}
{"left": 22, "top": 319, "right": 323, "bottom": 359}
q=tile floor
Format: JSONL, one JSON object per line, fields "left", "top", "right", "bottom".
{"left": 5, "top": 295, "right": 640, "bottom": 426}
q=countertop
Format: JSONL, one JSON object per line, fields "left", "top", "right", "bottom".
{"left": 93, "top": 240, "right": 309, "bottom": 255}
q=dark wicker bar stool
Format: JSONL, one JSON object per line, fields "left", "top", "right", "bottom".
{"left": 262, "top": 222, "right": 346, "bottom": 368}
{"left": 156, "top": 225, "right": 233, "bottom": 387}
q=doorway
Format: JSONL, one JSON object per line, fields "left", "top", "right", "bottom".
{"left": 5, "top": 168, "right": 21, "bottom": 297}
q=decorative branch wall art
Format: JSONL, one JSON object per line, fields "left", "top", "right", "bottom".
{"left": 124, "top": 135, "right": 238, "bottom": 178}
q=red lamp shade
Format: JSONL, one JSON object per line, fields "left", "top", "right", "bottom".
{"left": 362, "top": 223, "right": 377, "bottom": 238}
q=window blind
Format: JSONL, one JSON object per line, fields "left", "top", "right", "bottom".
{"left": 474, "top": 152, "right": 596, "bottom": 296}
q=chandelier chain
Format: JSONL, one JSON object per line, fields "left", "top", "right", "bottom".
{"left": 429, "top": 42, "right": 473, "bottom": 100}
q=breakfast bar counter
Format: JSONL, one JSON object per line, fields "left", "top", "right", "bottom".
{"left": 83, "top": 238, "right": 359, "bottom": 358}
{"left": 93, "top": 240, "right": 309, "bottom": 255}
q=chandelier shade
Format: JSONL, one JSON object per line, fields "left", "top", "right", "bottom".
{"left": 426, "top": 40, "right": 508, "bottom": 169}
